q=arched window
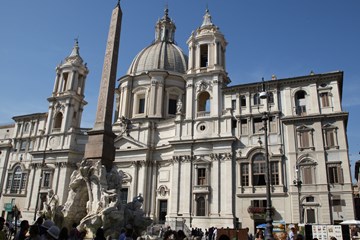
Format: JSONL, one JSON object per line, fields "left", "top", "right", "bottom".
{"left": 54, "top": 112, "right": 63, "bottom": 129}
{"left": 197, "top": 92, "right": 210, "bottom": 117}
{"left": 196, "top": 196, "right": 206, "bottom": 216}
{"left": 252, "top": 153, "right": 266, "bottom": 186}
{"left": 298, "top": 159, "right": 316, "bottom": 185}
{"left": 295, "top": 90, "right": 307, "bottom": 116}
{"left": 200, "top": 44, "right": 209, "bottom": 67}
{"left": 6, "top": 166, "right": 28, "bottom": 194}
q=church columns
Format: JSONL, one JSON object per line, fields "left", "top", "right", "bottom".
{"left": 156, "top": 80, "right": 164, "bottom": 117}
{"left": 62, "top": 101, "right": 71, "bottom": 132}
{"left": 150, "top": 161, "right": 158, "bottom": 219}
{"left": 53, "top": 73, "right": 60, "bottom": 95}
{"left": 149, "top": 80, "right": 157, "bottom": 116}
{"left": 148, "top": 73, "right": 166, "bottom": 118}
{"left": 220, "top": 154, "right": 233, "bottom": 216}
{"left": 169, "top": 157, "right": 181, "bottom": 217}
{"left": 185, "top": 81, "right": 194, "bottom": 120}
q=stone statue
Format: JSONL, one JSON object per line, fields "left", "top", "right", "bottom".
{"left": 123, "top": 195, "right": 152, "bottom": 238}
{"left": 62, "top": 159, "right": 152, "bottom": 239}
{"left": 43, "top": 189, "right": 59, "bottom": 221}
{"left": 120, "top": 116, "right": 131, "bottom": 136}
{"left": 176, "top": 98, "right": 182, "bottom": 114}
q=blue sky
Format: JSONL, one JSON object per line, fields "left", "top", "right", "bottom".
{"left": 0, "top": 1, "right": 359, "bottom": 179}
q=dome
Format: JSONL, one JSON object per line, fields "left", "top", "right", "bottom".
{"left": 127, "top": 8, "right": 188, "bottom": 75}
{"left": 127, "top": 41, "right": 188, "bottom": 75}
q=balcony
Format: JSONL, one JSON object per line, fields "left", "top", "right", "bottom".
{"left": 247, "top": 206, "right": 275, "bottom": 219}
{"left": 197, "top": 111, "right": 210, "bottom": 118}
{"left": 295, "top": 106, "right": 307, "bottom": 116}
{"left": 193, "top": 185, "right": 210, "bottom": 193}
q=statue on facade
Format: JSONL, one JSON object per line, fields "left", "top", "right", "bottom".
{"left": 176, "top": 98, "right": 183, "bottom": 114}
{"left": 120, "top": 116, "right": 131, "bottom": 136}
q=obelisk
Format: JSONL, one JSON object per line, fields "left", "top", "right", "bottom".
{"left": 84, "top": 2, "right": 122, "bottom": 171}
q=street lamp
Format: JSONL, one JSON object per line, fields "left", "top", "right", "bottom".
{"left": 294, "top": 166, "right": 303, "bottom": 223}
{"left": 259, "top": 78, "right": 274, "bottom": 240}
{"left": 33, "top": 131, "right": 49, "bottom": 221}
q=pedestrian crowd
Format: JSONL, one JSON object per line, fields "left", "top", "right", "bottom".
{"left": 0, "top": 217, "right": 86, "bottom": 240}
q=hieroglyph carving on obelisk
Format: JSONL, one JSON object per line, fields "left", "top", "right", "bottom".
{"left": 84, "top": 2, "right": 122, "bottom": 171}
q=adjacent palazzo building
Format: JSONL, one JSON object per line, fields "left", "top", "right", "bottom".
{"left": 0, "top": 8, "right": 354, "bottom": 232}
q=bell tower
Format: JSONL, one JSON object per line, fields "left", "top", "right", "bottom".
{"left": 46, "top": 40, "right": 89, "bottom": 134}
{"left": 187, "top": 9, "right": 227, "bottom": 74}
{"left": 185, "top": 9, "right": 230, "bottom": 121}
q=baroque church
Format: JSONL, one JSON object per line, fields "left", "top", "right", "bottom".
{"left": 0, "top": 6, "right": 354, "bottom": 232}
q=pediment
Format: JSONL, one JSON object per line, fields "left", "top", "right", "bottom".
{"left": 296, "top": 125, "right": 312, "bottom": 131}
{"left": 193, "top": 156, "right": 211, "bottom": 165}
{"left": 322, "top": 123, "right": 336, "bottom": 129}
{"left": 114, "top": 135, "right": 147, "bottom": 150}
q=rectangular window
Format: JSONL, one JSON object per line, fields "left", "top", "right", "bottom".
{"left": 320, "top": 92, "right": 330, "bottom": 107}
{"left": 253, "top": 94, "right": 260, "bottom": 105}
{"left": 270, "top": 162, "right": 279, "bottom": 185}
{"left": 300, "top": 131, "right": 310, "bottom": 148}
{"left": 326, "top": 130, "right": 335, "bottom": 147}
{"left": 241, "top": 119, "right": 248, "bottom": 135}
{"left": 328, "top": 165, "right": 343, "bottom": 184}
{"left": 200, "top": 44, "right": 208, "bottom": 67}
{"left": 197, "top": 168, "right": 206, "bottom": 185}
{"left": 253, "top": 161, "right": 266, "bottom": 186}
{"left": 28, "top": 140, "right": 34, "bottom": 151}
{"left": 168, "top": 99, "right": 177, "bottom": 115}
{"left": 20, "top": 141, "right": 27, "bottom": 151}
{"left": 269, "top": 116, "right": 277, "bottom": 133}
{"left": 253, "top": 118, "right": 263, "bottom": 134}
{"left": 240, "top": 96, "right": 246, "bottom": 107}
{"left": 306, "top": 209, "right": 316, "bottom": 223}
{"left": 138, "top": 98, "right": 145, "bottom": 114}
{"left": 241, "top": 163, "right": 249, "bottom": 186}
{"left": 17, "top": 124, "right": 22, "bottom": 136}
{"left": 43, "top": 172, "right": 52, "bottom": 188}
{"left": 252, "top": 200, "right": 267, "bottom": 207}
{"left": 231, "top": 99, "right": 236, "bottom": 110}
{"left": 302, "top": 167, "right": 313, "bottom": 184}
{"left": 232, "top": 119, "right": 237, "bottom": 129}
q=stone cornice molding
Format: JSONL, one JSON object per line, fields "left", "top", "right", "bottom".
{"left": 172, "top": 155, "right": 193, "bottom": 163}
{"left": 209, "top": 152, "right": 232, "bottom": 161}
{"left": 30, "top": 162, "right": 47, "bottom": 169}
{"left": 54, "top": 162, "right": 76, "bottom": 168}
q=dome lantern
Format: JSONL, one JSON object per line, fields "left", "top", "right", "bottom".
{"left": 155, "top": 7, "right": 176, "bottom": 43}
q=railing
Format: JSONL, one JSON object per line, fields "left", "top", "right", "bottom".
{"left": 197, "top": 111, "right": 210, "bottom": 117}
{"left": 193, "top": 185, "right": 210, "bottom": 193}
{"left": 295, "top": 106, "right": 307, "bottom": 116}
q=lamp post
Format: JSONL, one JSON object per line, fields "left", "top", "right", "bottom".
{"left": 293, "top": 166, "right": 303, "bottom": 224}
{"left": 33, "top": 132, "right": 48, "bottom": 221}
{"left": 259, "top": 79, "right": 274, "bottom": 240}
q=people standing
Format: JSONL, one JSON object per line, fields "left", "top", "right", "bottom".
{"left": 0, "top": 217, "right": 5, "bottom": 240}
{"left": 287, "top": 225, "right": 297, "bottom": 240}
{"left": 14, "top": 220, "right": 30, "bottom": 240}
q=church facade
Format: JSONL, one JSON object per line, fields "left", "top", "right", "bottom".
{"left": 0, "top": 7, "right": 354, "bottom": 232}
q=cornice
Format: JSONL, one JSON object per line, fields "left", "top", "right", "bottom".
{"left": 281, "top": 112, "right": 348, "bottom": 124}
